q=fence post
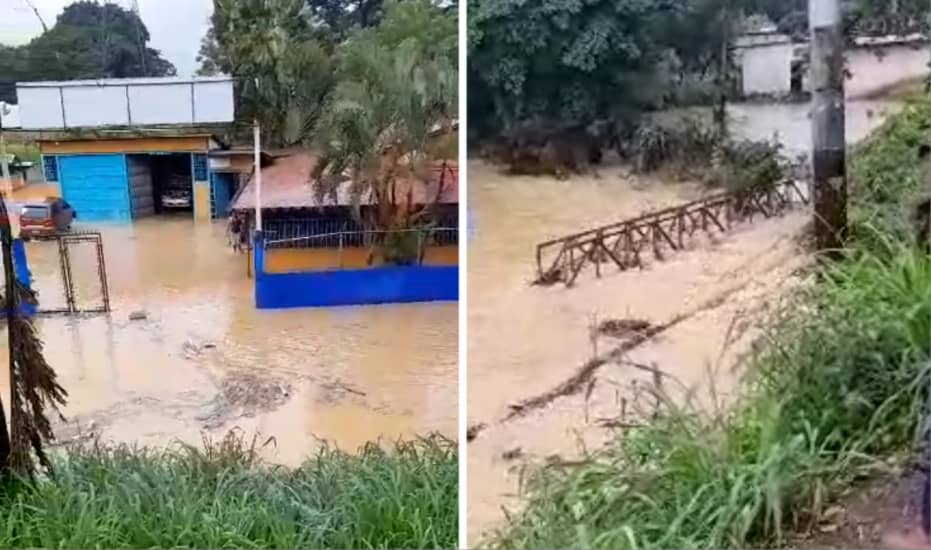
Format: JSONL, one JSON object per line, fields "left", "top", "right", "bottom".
{"left": 11, "top": 239, "right": 34, "bottom": 317}
{"left": 338, "top": 232, "right": 344, "bottom": 269}
{"left": 253, "top": 230, "right": 265, "bottom": 279}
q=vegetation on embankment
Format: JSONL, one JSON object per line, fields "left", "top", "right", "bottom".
{"left": 0, "top": 434, "right": 457, "bottom": 549}
{"left": 490, "top": 102, "right": 931, "bottom": 549}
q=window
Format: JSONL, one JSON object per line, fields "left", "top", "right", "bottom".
{"left": 42, "top": 155, "right": 58, "bottom": 182}
{"left": 21, "top": 205, "right": 49, "bottom": 219}
{"left": 192, "top": 154, "right": 208, "bottom": 181}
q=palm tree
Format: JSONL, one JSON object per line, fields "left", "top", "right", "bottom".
{"left": 0, "top": 192, "right": 67, "bottom": 480}
{"left": 311, "top": 18, "right": 457, "bottom": 265}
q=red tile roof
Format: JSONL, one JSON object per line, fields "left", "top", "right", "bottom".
{"left": 230, "top": 151, "right": 458, "bottom": 211}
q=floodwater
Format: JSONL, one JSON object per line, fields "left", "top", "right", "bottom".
{"left": 466, "top": 99, "right": 903, "bottom": 543}
{"left": 0, "top": 214, "right": 457, "bottom": 465}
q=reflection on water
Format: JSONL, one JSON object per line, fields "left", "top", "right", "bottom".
{"left": 0, "top": 216, "right": 456, "bottom": 464}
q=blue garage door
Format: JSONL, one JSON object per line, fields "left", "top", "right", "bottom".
{"left": 58, "top": 154, "right": 131, "bottom": 222}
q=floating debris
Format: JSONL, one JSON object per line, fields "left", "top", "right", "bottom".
{"left": 597, "top": 318, "right": 653, "bottom": 339}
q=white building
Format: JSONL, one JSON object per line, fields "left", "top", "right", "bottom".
{"left": 733, "top": 32, "right": 929, "bottom": 99}
{"left": 0, "top": 102, "right": 20, "bottom": 129}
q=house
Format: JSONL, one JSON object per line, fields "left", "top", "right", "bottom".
{"left": 16, "top": 76, "right": 236, "bottom": 222}
{"left": 230, "top": 150, "right": 459, "bottom": 273}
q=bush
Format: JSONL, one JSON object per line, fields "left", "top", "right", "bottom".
{"left": 718, "top": 139, "right": 788, "bottom": 192}
{"left": 0, "top": 433, "right": 458, "bottom": 549}
{"left": 631, "top": 117, "right": 717, "bottom": 175}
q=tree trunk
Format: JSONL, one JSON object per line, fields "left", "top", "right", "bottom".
{"left": 809, "top": 0, "right": 847, "bottom": 254}
{"left": 0, "top": 192, "right": 16, "bottom": 479}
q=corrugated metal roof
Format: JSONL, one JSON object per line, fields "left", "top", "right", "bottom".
{"left": 230, "top": 151, "right": 459, "bottom": 211}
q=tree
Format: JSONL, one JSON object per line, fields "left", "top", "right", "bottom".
{"left": 200, "top": 0, "right": 337, "bottom": 146}
{"left": 304, "top": 0, "right": 386, "bottom": 38}
{"left": 0, "top": 1, "right": 176, "bottom": 103}
{"left": 0, "top": 194, "right": 67, "bottom": 480}
{"left": 469, "top": 0, "right": 685, "bottom": 137}
{"left": 312, "top": 0, "right": 457, "bottom": 264}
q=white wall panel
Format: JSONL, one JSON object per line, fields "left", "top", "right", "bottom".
{"left": 62, "top": 86, "right": 130, "bottom": 127}
{"left": 17, "top": 87, "right": 64, "bottom": 129}
{"left": 129, "top": 83, "right": 194, "bottom": 125}
{"left": 16, "top": 77, "right": 235, "bottom": 129}
{"left": 193, "top": 81, "right": 235, "bottom": 123}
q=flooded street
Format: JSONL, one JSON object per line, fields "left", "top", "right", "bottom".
{"left": 466, "top": 99, "right": 903, "bottom": 542}
{"left": 1, "top": 216, "right": 457, "bottom": 465}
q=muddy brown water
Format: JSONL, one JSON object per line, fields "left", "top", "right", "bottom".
{"left": 0, "top": 215, "right": 457, "bottom": 465}
{"left": 466, "top": 100, "right": 904, "bottom": 543}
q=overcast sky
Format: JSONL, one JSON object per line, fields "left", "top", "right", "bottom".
{"left": 0, "top": 0, "right": 213, "bottom": 76}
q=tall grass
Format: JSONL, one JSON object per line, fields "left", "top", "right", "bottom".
{"left": 0, "top": 433, "right": 457, "bottom": 549}
{"left": 491, "top": 102, "right": 931, "bottom": 549}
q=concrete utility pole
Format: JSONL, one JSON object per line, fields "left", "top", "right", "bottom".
{"left": 253, "top": 119, "right": 263, "bottom": 232}
{"left": 0, "top": 107, "right": 9, "bottom": 195}
{"left": 809, "top": 0, "right": 847, "bottom": 253}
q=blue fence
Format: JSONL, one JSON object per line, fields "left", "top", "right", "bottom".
{"left": 253, "top": 231, "right": 458, "bottom": 309}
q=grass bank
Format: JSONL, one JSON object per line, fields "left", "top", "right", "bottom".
{"left": 491, "top": 103, "right": 931, "bottom": 549}
{"left": 0, "top": 434, "right": 457, "bottom": 549}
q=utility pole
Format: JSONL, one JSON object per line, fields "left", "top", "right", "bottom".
{"left": 809, "top": 0, "right": 847, "bottom": 254}
{"left": 714, "top": 3, "right": 730, "bottom": 143}
{"left": 0, "top": 107, "right": 9, "bottom": 187}
{"left": 253, "top": 119, "right": 263, "bottom": 233}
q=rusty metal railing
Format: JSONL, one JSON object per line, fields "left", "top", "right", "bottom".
{"left": 534, "top": 179, "right": 809, "bottom": 287}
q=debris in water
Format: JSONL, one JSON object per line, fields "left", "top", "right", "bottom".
{"left": 532, "top": 267, "right": 564, "bottom": 286}
{"left": 197, "top": 372, "right": 295, "bottom": 429}
{"left": 467, "top": 422, "right": 487, "bottom": 442}
{"left": 597, "top": 318, "right": 653, "bottom": 339}
{"left": 501, "top": 447, "right": 523, "bottom": 461}
{"left": 128, "top": 310, "right": 147, "bottom": 321}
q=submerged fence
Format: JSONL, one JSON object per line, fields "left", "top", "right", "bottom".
{"left": 535, "top": 179, "right": 809, "bottom": 287}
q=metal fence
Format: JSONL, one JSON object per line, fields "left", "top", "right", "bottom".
{"left": 263, "top": 217, "right": 459, "bottom": 249}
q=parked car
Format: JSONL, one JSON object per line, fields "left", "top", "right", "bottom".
{"left": 20, "top": 197, "right": 76, "bottom": 238}
{"left": 161, "top": 175, "right": 193, "bottom": 209}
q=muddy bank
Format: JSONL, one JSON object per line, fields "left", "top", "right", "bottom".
{"left": 797, "top": 461, "right": 928, "bottom": 549}
{"left": 1, "top": 216, "right": 457, "bottom": 465}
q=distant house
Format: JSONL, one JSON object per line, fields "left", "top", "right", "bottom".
{"left": 0, "top": 102, "right": 20, "bottom": 129}
{"left": 230, "top": 151, "right": 459, "bottom": 272}
{"left": 733, "top": 32, "right": 929, "bottom": 99}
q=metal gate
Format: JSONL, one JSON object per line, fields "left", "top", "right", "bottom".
{"left": 30, "top": 232, "right": 110, "bottom": 315}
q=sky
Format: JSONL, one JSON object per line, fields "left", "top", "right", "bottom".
{"left": 0, "top": 0, "right": 214, "bottom": 76}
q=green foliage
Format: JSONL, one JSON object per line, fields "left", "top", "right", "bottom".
{"left": 312, "top": 0, "right": 456, "bottom": 263}
{"left": 205, "top": 0, "right": 336, "bottom": 146}
{"left": 849, "top": 101, "right": 931, "bottom": 244}
{"left": 719, "top": 139, "right": 786, "bottom": 191}
{"left": 0, "top": 433, "right": 458, "bottom": 549}
{"left": 631, "top": 117, "right": 718, "bottom": 174}
{"left": 0, "top": 1, "right": 176, "bottom": 103}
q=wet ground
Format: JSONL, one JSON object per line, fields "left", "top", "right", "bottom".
{"left": 0, "top": 213, "right": 457, "bottom": 465}
{"left": 466, "top": 99, "right": 904, "bottom": 543}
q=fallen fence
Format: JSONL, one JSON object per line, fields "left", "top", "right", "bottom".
{"left": 534, "top": 179, "right": 809, "bottom": 287}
